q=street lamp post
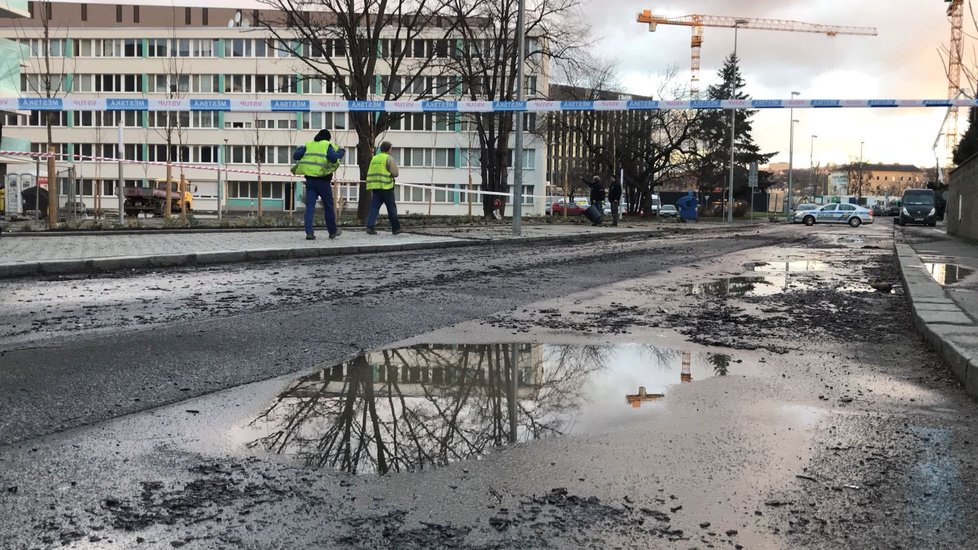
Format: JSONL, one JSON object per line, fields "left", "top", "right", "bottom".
{"left": 857, "top": 141, "right": 864, "bottom": 201}
{"left": 727, "top": 19, "right": 748, "bottom": 223}
{"left": 786, "top": 91, "right": 800, "bottom": 218}
{"left": 721, "top": 19, "right": 748, "bottom": 223}
{"left": 809, "top": 134, "right": 818, "bottom": 200}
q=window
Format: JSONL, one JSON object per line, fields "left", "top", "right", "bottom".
{"left": 133, "top": 6, "right": 139, "bottom": 23}
{"left": 224, "top": 74, "right": 252, "bottom": 93}
{"left": 147, "top": 39, "right": 167, "bottom": 57}
{"left": 74, "top": 39, "right": 93, "bottom": 57}
{"left": 124, "top": 39, "right": 142, "bottom": 57}
{"left": 172, "top": 39, "right": 191, "bottom": 57}
{"left": 194, "top": 39, "right": 216, "bottom": 57}
{"left": 202, "top": 8, "right": 208, "bottom": 25}
{"left": 116, "top": 5, "right": 122, "bottom": 23}
{"left": 193, "top": 74, "right": 218, "bottom": 93}
{"left": 225, "top": 39, "right": 253, "bottom": 58}
{"left": 185, "top": 7, "right": 191, "bottom": 25}
{"left": 81, "top": 4, "right": 88, "bottom": 21}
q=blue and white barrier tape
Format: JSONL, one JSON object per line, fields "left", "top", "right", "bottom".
{"left": 3, "top": 97, "right": 973, "bottom": 112}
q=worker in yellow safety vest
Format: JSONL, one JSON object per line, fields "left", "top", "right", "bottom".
{"left": 364, "top": 141, "right": 402, "bottom": 235}
{"left": 291, "top": 128, "right": 345, "bottom": 240}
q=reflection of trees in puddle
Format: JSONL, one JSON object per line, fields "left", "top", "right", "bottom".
{"left": 246, "top": 344, "right": 607, "bottom": 475}
{"left": 706, "top": 353, "right": 731, "bottom": 376}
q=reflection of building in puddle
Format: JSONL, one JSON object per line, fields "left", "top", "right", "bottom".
{"left": 285, "top": 344, "right": 545, "bottom": 401}
{"left": 235, "top": 343, "right": 744, "bottom": 474}
{"left": 923, "top": 263, "right": 974, "bottom": 285}
{"left": 747, "top": 260, "right": 827, "bottom": 273}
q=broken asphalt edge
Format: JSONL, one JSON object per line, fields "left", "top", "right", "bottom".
{"left": 895, "top": 242, "right": 978, "bottom": 397}
{"left": 0, "top": 229, "right": 658, "bottom": 280}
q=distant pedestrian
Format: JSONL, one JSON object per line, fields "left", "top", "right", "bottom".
{"left": 589, "top": 175, "right": 605, "bottom": 211}
{"left": 292, "top": 129, "right": 345, "bottom": 240}
{"left": 365, "top": 141, "right": 402, "bottom": 235}
{"left": 608, "top": 175, "right": 622, "bottom": 226}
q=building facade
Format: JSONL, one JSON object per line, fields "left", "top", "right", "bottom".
{"left": 0, "top": 1, "right": 548, "bottom": 216}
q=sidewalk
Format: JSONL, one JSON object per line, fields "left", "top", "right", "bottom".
{"left": 895, "top": 227, "right": 978, "bottom": 397}
{"left": 0, "top": 222, "right": 670, "bottom": 278}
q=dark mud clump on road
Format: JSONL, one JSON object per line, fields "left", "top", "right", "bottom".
{"left": 336, "top": 488, "right": 689, "bottom": 549}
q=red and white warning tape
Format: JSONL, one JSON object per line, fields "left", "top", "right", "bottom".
{"left": 0, "top": 149, "right": 547, "bottom": 200}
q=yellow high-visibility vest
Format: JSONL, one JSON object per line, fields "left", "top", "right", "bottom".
{"left": 291, "top": 140, "right": 340, "bottom": 177}
{"left": 366, "top": 152, "right": 394, "bottom": 190}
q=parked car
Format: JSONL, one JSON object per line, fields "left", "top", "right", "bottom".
{"left": 790, "top": 203, "right": 818, "bottom": 223}
{"left": 603, "top": 202, "right": 630, "bottom": 215}
{"left": 61, "top": 201, "right": 88, "bottom": 216}
{"left": 659, "top": 204, "right": 678, "bottom": 217}
{"left": 896, "top": 189, "right": 937, "bottom": 227}
{"left": 794, "top": 203, "right": 874, "bottom": 227}
{"left": 551, "top": 200, "right": 588, "bottom": 216}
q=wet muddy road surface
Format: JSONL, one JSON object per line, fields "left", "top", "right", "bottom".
{"left": 3, "top": 223, "right": 978, "bottom": 549}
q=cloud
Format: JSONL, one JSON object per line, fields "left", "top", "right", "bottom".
{"left": 588, "top": 0, "right": 956, "bottom": 167}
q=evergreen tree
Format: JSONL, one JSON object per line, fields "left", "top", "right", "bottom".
{"left": 953, "top": 107, "right": 978, "bottom": 165}
{"left": 694, "top": 53, "right": 775, "bottom": 199}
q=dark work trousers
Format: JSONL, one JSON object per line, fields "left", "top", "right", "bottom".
{"left": 610, "top": 201, "right": 621, "bottom": 226}
{"left": 366, "top": 188, "right": 401, "bottom": 233}
{"left": 304, "top": 176, "right": 338, "bottom": 237}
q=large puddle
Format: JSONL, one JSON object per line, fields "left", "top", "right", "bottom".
{"left": 679, "top": 260, "right": 838, "bottom": 296}
{"left": 227, "top": 343, "right": 756, "bottom": 475}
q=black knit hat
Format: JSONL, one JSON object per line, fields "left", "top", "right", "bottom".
{"left": 314, "top": 129, "right": 332, "bottom": 141}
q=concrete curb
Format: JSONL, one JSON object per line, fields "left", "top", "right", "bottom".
{"left": 0, "top": 229, "right": 656, "bottom": 279}
{"left": 895, "top": 242, "right": 978, "bottom": 396}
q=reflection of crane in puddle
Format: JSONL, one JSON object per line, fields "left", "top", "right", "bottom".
{"left": 626, "top": 351, "right": 693, "bottom": 407}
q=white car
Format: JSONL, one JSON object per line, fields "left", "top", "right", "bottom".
{"left": 659, "top": 204, "right": 678, "bottom": 217}
{"left": 794, "top": 203, "right": 874, "bottom": 227}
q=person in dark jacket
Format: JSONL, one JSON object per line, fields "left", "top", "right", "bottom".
{"left": 607, "top": 175, "right": 622, "bottom": 226}
{"left": 292, "top": 129, "right": 345, "bottom": 240}
{"left": 589, "top": 176, "right": 605, "bottom": 212}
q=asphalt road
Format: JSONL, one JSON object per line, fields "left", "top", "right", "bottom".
{"left": 3, "top": 222, "right": 978, "bottom": 549}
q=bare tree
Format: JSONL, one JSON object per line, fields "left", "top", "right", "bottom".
{"left": 15, "top": 0, "right": 74, "bottom": 227}
{"left": 149, "top": 11, "right": 192, "bottom": 221}
{"left": 549, "top": 65, "right": 702, "bottom": 215}
{"left": 445, "top": 0, "right": 586, "bottom": 217}
{"left": 259, "top": 0, "right": 462, "bottom": 220}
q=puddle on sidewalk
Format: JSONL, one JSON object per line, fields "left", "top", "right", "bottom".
{"left": 923, "top": 263, "right": 974, "bottom": 285}
{"left": 226, "top": 343, "right": 758, "bottom": 475}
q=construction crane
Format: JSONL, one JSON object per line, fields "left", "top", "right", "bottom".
{"left": 945, "top": 0, "right": 964, "bottom": 170}
{"left": 636, "top": 9, "right": 878, "bottom": 97}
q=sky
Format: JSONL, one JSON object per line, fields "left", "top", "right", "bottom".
{"left": 74, "top": 0, "right": 963, "bottom": 169}
{"left": 603, "top": 0, "right": 957, "bottom": 170}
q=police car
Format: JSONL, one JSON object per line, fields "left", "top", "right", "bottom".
{"left": 793, "top": 203, "right": 874, "bottom": 227}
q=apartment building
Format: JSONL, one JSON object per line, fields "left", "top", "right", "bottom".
{"left": 0, "top": 1, "right": 548, "bottom": 216}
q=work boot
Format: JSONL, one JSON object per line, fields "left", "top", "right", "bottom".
{"left": 392, "top": 229, "right": 403, "bottom": 235}
{"left": 329, "top": 228, "right": 342, "bottom": 239}
{"left": 306, "top": 233, "right": 316, "bottom": 240}
{"left": 365, "top": 227, "right": 377, "bottom": 235}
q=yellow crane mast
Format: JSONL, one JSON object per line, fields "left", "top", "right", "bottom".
{"left": 946, "top": 0, "right": 964, "bottom": 168}
{"left": 636, "top": 9, "right": 878, "bottom": 98}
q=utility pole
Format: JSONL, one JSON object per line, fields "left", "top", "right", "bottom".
{"left": 809, "top": 134, "right": 818, "bottom": 201}
{"left": 857, "top": 141, "right": 864, "bottom": 200}
{"left": 512, "top": 0, "right": 526, "bottom": 235}
{"left": 786, "top": 91, "right": 800, "bottom": 218}
{"left": 727, "top": 19, "right": 747, "bottom": 223}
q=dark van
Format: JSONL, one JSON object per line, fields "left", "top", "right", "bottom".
{"left": 897, "top": 189, "right": 936, "bottom": 227}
